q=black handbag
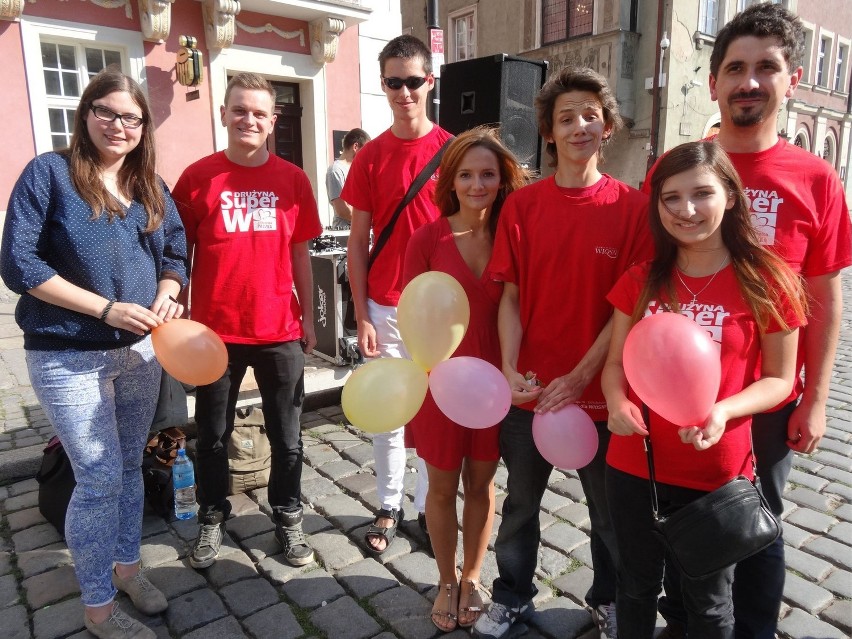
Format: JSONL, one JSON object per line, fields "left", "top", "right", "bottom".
{"left": 343, "top": 137, "right": 454, "bottom": 331}
{"left": 643, "top": 406, "right": 781, "bottom": 580}
{"left": 36, "top": 436, "right": 76, "bottom": 535}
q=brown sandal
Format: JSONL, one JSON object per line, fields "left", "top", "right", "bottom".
{"left": 458, "top": 578, "right": 484, "bottom": 627}
{"left": 431, "top": 583, "right": 459, "bottom": 633}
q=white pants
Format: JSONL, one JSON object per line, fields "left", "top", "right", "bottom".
{"left": 368, "top": 299, "right": 428, "bottom": 514}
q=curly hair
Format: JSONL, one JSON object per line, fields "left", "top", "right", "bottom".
{"left": 535, "top": 66, "right": 622, "bottom": 168}
{"left": 710, "top": 2, "right": 804, "bottom": 76}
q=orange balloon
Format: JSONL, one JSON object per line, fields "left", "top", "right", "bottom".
{"left": 151, "top": 319, "right": 228, "bottom": 386}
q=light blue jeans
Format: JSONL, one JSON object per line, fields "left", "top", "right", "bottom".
{"left": 27, "top": 337, "right": 161, "bottom": 607}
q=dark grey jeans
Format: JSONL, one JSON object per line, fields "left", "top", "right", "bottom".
{"left": 195, "top": 340, "right": 305, "bottom": 521}
{"left": 490, "top": 407, "right": 618, "bottom": 608}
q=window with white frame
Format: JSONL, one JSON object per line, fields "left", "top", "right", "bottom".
{"left": 20, "top": 19, "right": 145, "bottom": 154}
{"left": 835, "top": 43, "right": 848, "bottom": 92}
{"left": 800, "top": 25, "right": 814, "bottom": 83}
{"left": 449, "top": 6, "right": 476, "bottom": 62}
{"left": 699, "top": 0, "right": 721, "bottom": 36}
{"left": 41, "top": 40, "right": 124, "bottom": 149}
{"left": 817, "top": 35, "right": 831, "bottom": 87}
{"left": 542, "top": 0, "right": 594, "bottom": 45}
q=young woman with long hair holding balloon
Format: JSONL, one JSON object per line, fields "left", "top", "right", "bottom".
{"left": 601, "top": 140, "right": 806, "bottom": 638}
{"left": 0, "top": 70, "right": 187, "bottom": 639}
{"left": 402, "top": 127, "right": 527, "bottom": 632}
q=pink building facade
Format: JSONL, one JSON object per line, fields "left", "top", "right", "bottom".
{"left": 0, "top": 0, "right": 402, "bottom": 225}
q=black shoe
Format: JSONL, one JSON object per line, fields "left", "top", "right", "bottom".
{"left": 190, "top": 522, "right": 223, "bottom": 569}
{"left": 274, "top": 508, "right": 315, "bottom": 566}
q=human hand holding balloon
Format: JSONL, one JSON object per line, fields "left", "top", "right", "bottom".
{"left": 150, "top": 292, "right": 184, "bottom": 322}
{"left": 105, "top": 302, "right": 163, "bottom": 336}
{"left": 678, "top": 402, "right": 730, "bottom": 450}
{"left": 606, "top": 396, "right": 648, "bottom": 436}
{"left": 535, "top": 369, "right": 588, "bottom": 414}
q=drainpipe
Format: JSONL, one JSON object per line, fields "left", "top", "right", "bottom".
{"left": 427, "top": 0, "right": 442, "bottom": 124}
{"left": 647, "top": 0, "right": 667, "bottom": 171}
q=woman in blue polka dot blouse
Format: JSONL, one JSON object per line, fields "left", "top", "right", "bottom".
{"left": 0, "top": 69, "right": 188, "bottom": 639}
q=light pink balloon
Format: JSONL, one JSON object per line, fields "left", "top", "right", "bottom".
{"left": 428, "top": 357, "right": 512, "bottom": 429}
{"left": 532, "top": 405, "right": 599, "bottom": 470}
{"left": 623, "top": 312, "right": 722, "bottom": 427}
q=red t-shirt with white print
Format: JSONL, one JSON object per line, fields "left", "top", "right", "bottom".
{"left": 606, "top": 262, "right": 802, "bottom": 491}
{"left": 172, "top": 152, "right": 322, "bottom": 344}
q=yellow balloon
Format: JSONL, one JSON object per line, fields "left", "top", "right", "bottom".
{"left": 342, "top": 358, "right": 429, "bottom": 434}
{"left": 397, "top": 272, "right": 470, "bottom": 371}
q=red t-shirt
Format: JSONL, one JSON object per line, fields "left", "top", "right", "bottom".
{"left": 645, "top": 139, "right": 852, "bottom": 402}
{"left": 172, "top": 152, "right": 322, "bottom": 344}
{"left": 402, "top": 218, "right": 503, "bottom": 469}
{"left": 490, "top": 175, "right": 652, "bottom": 420}
{"left": 606, "top": 262, "right": 802, "bottom": 491}
{"left": 341, "top": 125, "right": 454, "bottom": 306}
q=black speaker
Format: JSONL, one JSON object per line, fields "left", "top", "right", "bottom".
{"left": 440, "top": 54, "right": 548, "bottom": 170}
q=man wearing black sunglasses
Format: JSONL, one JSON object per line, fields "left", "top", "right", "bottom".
{"left": 342, "top": 35, "right": 453, "bottom": 556}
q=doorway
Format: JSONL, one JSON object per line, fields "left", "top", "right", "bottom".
{"left": 270, "top": 81, "right": 303, "bottom": 168}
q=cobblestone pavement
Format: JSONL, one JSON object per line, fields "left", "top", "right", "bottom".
{"left": 0, "top": 272, "right": 850, "bottom": 639}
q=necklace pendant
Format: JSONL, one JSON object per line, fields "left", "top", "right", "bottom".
{"left": 691, "top": 295, "right": 698, "bottom": 305}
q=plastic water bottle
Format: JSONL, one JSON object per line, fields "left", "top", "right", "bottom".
{"left": 172, "top": 448, "right": 197, "bottom": 520}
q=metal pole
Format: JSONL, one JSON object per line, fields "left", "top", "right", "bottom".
{"left": 427, "top": 0, "right": 441, "bottom": 124}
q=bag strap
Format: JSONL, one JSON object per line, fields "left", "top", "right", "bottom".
{"left": 642, "top": 402, "right": 760, "bottom": 521}
{"left": 366, "top": 136, "right": 455, "bottom": 272}
{"left": 641, "top": 404, "right": 662, "bottom": 520}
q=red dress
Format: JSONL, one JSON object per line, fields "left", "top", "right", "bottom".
{"left": 403, "top": 218, "right": 502, "bottom": 470}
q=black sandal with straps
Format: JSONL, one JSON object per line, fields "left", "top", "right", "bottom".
{"left": 365, "top": 507, "right": 403, "bottom": 555}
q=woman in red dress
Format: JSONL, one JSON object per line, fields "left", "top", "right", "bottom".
{"left": 404, "top": 128, "right": 528, "bottom": 632}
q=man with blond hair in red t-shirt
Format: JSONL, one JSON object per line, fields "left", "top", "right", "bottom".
{"left": 172, "top": 72, "right": 322, "bottom": 572}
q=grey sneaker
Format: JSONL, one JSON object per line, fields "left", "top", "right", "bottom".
{"left": 592, "top": 602, "right": 618, "bottom": 639}
{"left": 84, "top": 602, "right": 155, "bottom": 639}
{"left": 471, "top": 601, "right": 532, "bottom": 639}
{"left": 274, "top": 509, "right": 315, "bottom": 566}
{"left": 111, "top": 568, "right": 167, "bottom": 615}
{"left": 189, "top": 522, "right": 223, "bottom": 569}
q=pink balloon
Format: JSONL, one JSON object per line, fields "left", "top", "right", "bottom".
{"left": 623, "top": 312, "right": 722, "bottom": 427}
{"left": 428, "top": 357, "right": 512, "bottom": 429}
{"left": 532, "top": 405, "right": 599, "bottom": 470}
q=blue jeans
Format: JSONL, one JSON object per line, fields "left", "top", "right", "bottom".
{"left": 491, "top": 407, "right": 618, "bottom": 608}
{"left": 195, "top": 341, "right": 305, "bottom": 522}
{"left": 27, "top": 338, "right": 161, "bottom": 607}
{"left": 607, "top": 466, "right": 735, "bottom": 639}
{"left": 659, "top": 401, "right": 794, "bottom": 638}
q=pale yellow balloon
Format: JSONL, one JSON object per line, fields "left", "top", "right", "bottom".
{"left": 341, "top": 358, "right": 429, "bottom": 433}
{"left": 397, "top": 272, "right": 470, "bottom": 371}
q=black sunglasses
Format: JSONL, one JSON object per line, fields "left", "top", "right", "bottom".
{"left": 381, "top": 76, "right": 429, "bottom": 91}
